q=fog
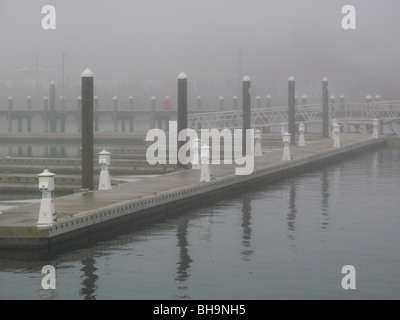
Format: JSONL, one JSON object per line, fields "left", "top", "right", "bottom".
{"left": 1, "top": 0, "right": 400, "bottom": 108}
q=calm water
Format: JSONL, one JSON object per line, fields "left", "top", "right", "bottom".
{"left": 0, "top": 147, "right": 399, "bottom": 300}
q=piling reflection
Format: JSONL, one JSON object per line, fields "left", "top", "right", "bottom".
{"left": 286, "top": 180, "right": 297, "bottom": 241}
{"left": 79, "top": 256, "right": 99, "bottom": 300}
{"left": 321, "top": 169, "right": 330, "bottom": 230}
{"left": 199, "top": 208, "right": 213, "bottom": 247}
{"left": 175, "top": 216, "right": 192, "bottom": 299}
{"left": 241, "top": 194, "right": 253, "bottom": 261}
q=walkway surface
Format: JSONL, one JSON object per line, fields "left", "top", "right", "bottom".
{"left": 0, "top": 134, "right": 385, "bottom": 229}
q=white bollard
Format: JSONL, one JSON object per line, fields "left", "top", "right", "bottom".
{"left": 37, "top": 169, "right": 57, "bottom": 225}
{"left": 200, "top": 144, "right": 212, "bottom": 182}
{"left": 333, "top": 122, "right": 341, "bottom": 148}
{"left": 254, "top": 129, "right": 262, "bottom": 156}
{"left": 298, "top": 123, "right": 306, "bottom": 147}
{"left": 281, "top": 123, "right": 286, "bottom": 135}
{"left": 282, "top": 132, "right": 292, "bottom": 161}
{"left": 372, "top": 118, "right": 379, "bottom": 138}
{"left": 331, "top": 119, "right": 338, "bottom": 139}
{"left": 98, "top": 149, "right": 112, "bottom": 190}
{"left": 191, "top": 138, "right": 200, "bottom": 169}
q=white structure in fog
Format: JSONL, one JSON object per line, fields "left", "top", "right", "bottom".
{"left": 200, "top": 144, "right": 212, "bottom": 182}
{"left": 372, "top": 119, "right": 379, "bottom": 138}
{"left": 191, "top": 138, "right": 200, "bottom": 169}
{"left": 37, "top": 169, "right": 57, "bottom": 225}
{"left": 282, "top": 132, "right": 292, "bottom": 161}
{"left": 333, "top": 122, "right": 341, "bottom": 148}
{"left": 254, "top": 129, "right": 263, "bottom": 156}
{"left": 98, "top": 149, "right": 112, "bottom": 190}
{"left": 298, "top": 123, "right": 306, "bottom": 147}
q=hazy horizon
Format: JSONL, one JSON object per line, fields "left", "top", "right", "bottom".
{"left": 1, "top": 0, "right": 399, "bottom": 106}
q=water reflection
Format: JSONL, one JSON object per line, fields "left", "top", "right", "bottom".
{"left": 285, "top": 181, "right": 297, "bottom": 243}
{"left": 79, "top": 256, "right": 99, "bottom": 300}
{"left": 199, "top": 208, "right": 213, "bottom": 248}
{"left": 321, "top": 169, "right": 330, "bottom": 230}
{"left": 175, "top": 216, "right": 192, "bottom": 299}
{"left": 241, "top": 194, "right": 253, "bottom": 261}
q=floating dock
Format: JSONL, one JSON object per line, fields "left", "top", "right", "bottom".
{"left": 0, "top": 134, "right": 389, "bottom": 251}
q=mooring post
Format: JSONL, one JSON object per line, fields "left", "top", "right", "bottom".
{"left": 59, "top": 96, "right": 65, "bottom": 133}
{"left": 94, "top": 96, "right": 99, "bottom": 132}
{"left": 150, "top": 96, "right": 156, "bottom": 129}
{"left": 330, "top": 95, "right": 336, "bottom": 121}
{"left": 43, "top": 96, "right": 49, "bottom": 133}
{"left": 282, "top": 132, "right": 292, "bottom": 161}
{"left": 178, "top": 72, "right": 188, "bottom": 168}
{"left": 233, "top": 96, "right": 238, "bottom": 110}
{"left": 7, "top": 97, "right": 12, "bottom": 132}
{"left": 129, "top": 95, "right": 134, "bottom": 110}
{"left": 81, "top": 68, "right": 94, "bottom": 191}
{"left": 301, "top": 94, "right": 307, "bottom": 106}
{"left": 77, "top": 96, "right": 82, "bottom": 133}
{"left": 242, "top": 75, "right": 251, "bottom": 156}
{"left": 339, "top": 94, "right": 345, "bottom": 111}
{"left": 288, "top": 76, "right": 296, "bottom": 145}
{"left": 266, "top": 95, "right": 272, "bottom": 108}
{"left": 26, "top": 96, "right": 32, "bottom": 132}
{"left": 112, "top": 96, "right": 118, "bottom": 132}
{"left": 59, "top": 95, "right": 65, "bottom": 112}
{"left": 218, "top": 96, "right": 224, "bottom": 111}
{"left": 339, "top": 94, "right": 345, "bottom": 132}
{"left": 322, "top": 77, "right": 329, "bottom": 138}
{"left": 300, "top": 95, "right": 308, "bottom": 133}
{"left": 49, "top": 81, "right": 56, "bottom": 133}
{"left": 27, "top": 95, "right": 32, "bottom": 110}
{"left": 196, "top": 96, "right": 202, "bottom": 111}
{"left": 255, "top": 96, "right": 261, "bottom": 109}
{"left": 128, "top": 96, "right": 134, "bottom": 131}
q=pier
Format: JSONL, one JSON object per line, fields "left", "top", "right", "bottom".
{"left": 0, "top": 133, "right": 388, "bottom": 250}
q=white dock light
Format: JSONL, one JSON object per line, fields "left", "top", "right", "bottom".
{"left": 298, "top": 123, "right": 306, "bottom": 147}
{"left": 282, "top": 132, "right": 292, "bottom": 161}
{"left": 333, "top": 122, "right": 341, "bottom": 148}
{"left": 98, "top": 149, "right": 112, "bottom": 190}
{"left": 254, "top": 129, "right": 262, "bottom": 156}
{"left": 191, "top": 138, "right": 200, "bottom": 169}
{"left": 200, "top": 144, "right": 212, "bottom": 182}
{"left": 37, "top": 169, "right": 56, "bottom": 225}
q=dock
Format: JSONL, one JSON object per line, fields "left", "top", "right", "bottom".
{"left": 0, "top": 133, "right": 389, "bottom": 251}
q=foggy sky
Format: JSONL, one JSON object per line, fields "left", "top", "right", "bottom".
{"left": 1, "top": 0, "right": 400, "bottom": 104}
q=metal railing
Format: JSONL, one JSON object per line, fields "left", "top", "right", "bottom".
{"left": 188, "top": 100, "right": 400, "bottom": 130}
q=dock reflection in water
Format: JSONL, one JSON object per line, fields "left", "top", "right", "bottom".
{"left": 0, "top": 147, "right": 400, "bottom": 299}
